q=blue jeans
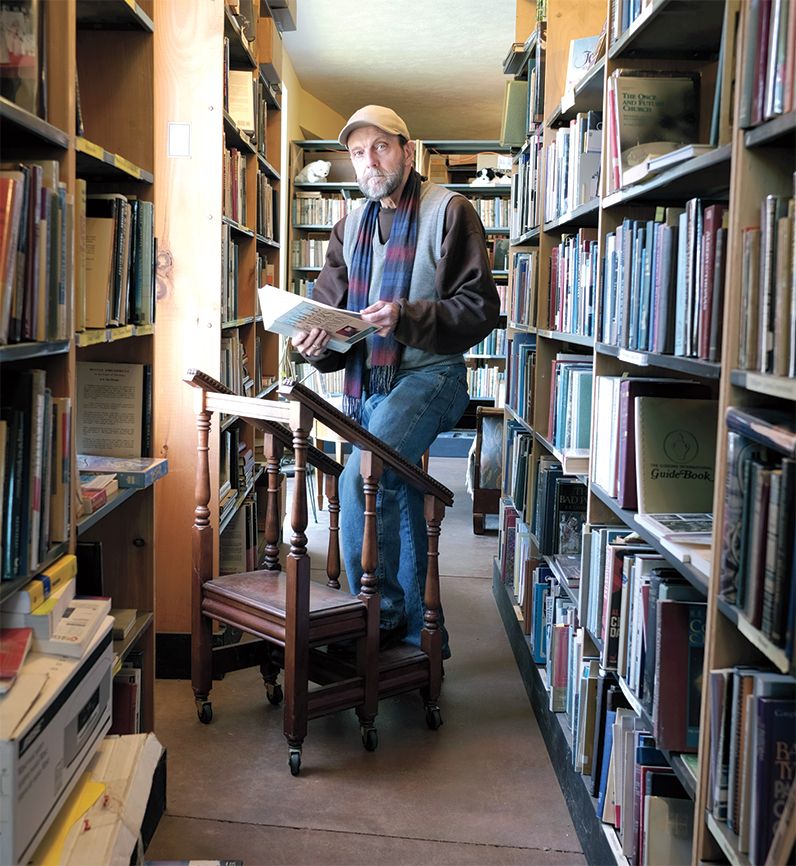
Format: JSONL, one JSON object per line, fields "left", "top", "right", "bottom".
{"left": 339, "top": 363, "right": 470, "bottom": 656}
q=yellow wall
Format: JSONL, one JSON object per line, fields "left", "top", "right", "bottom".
{"left": 281, "top": 48, "right": 347, "bottom": 143}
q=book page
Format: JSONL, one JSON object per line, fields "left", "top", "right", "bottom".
{"left": 258, "top": 284, "right": 377, "bottom": 353}
{"left": 76, "top": 362, "right": 144, "bottom": 457}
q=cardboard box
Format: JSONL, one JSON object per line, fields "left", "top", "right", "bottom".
{"left": 425, "top": 154, "right": 449, "bottom": 183}
{"left": 0, "top": 618, "right": 114, "bottom": 865}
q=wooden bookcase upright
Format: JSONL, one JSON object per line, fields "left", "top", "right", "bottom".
{"left": 0, "top": 0, "right": 160, "bottom": 729}
{"left": 0, "top": 0, "right": 164, "bottom": 858}
{"left": 492, "top": 1, "right": 796, "bottom": 865}
{"left": 153, "top": 0, "right": 283, "bottom": 675}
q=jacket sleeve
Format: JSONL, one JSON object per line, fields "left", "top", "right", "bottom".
{"left": 298, "top": 217, "right": 349, "bottom": 373}
{"left": 393, "top": 195, "right": 501, "bottom": 355}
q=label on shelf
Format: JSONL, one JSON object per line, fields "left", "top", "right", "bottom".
{"left": 617, "top": 348, "right": 648, "bottom": 366}
{"left": 113, "top": 154, "right": 142, "bottom": 179}
{"left": 75, "top": 329, "right": 108, "bottom": 347}
{"left": 76, "top": 138, "right": 105, "bottom": 161}
{"left": 108, "top": 325, "right": 135, "bottom": 342}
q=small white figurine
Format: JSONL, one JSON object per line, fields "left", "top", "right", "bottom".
{"left": 294, "top": 160, "right": 332, "bottom": 183}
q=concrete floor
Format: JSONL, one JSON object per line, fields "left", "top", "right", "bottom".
{"left": 145, "top": 457, "right": 585, "bottom": 866}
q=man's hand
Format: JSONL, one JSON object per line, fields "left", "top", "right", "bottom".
{"left": 361, "top": 300, "right": 399, "bottom": 337}
{"left": 292, "top": 327, "right": 330, "bottom": 358}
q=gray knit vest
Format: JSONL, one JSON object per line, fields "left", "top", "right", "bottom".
{"left": 343, "top": 181, "right": 465, "bottom": 372}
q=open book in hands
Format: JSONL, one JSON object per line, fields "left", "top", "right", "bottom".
{"left": 257, "top": 284, "right": 377, "bottom": 353}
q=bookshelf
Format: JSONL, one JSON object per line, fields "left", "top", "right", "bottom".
{"left": 152, "top": 0, "right": 283, "bottom": 675}
{"left": 493, "top": 1, "right": 796, "bottom": 865}
{"left": 416, "top": 140, "right": 511, "bottom": 409}
{"left": 0, "top": 0, "right": 164, "bottom": 860}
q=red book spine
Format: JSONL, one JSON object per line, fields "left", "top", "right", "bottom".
{"left": 699, "top": 204, "right": 725, "bottom": 359}
{"left": 752, "top": 0, "right": 773, "bottom": 125}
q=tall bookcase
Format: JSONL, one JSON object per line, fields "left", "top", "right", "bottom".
{"left": 153, "top": 0, "right": 283, "bottom": 675}
{"left": 0, "top": 0, "right": 163, "bottom": 858}
{"left": 492, "top": 1, "right": 796, "bottom": 865}
{"left": 289, "top": 138, "right": 510, "bottom": 412}
{"left": 1, "top": 0, "right": 159, "bottom": 723}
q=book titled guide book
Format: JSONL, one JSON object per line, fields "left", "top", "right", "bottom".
{"left": 634, "top": 397, "right": 718, "bottom": 514}
{"left": 257, "top": 284, "right": 377, "bottom": 353}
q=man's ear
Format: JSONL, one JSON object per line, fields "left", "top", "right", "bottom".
{"left": 404, "top": 139, "right": 416, "bottom": 166}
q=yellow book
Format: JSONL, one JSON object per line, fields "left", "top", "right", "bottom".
{"left": 1, "top": 554, "right": 77, "bottom": 615}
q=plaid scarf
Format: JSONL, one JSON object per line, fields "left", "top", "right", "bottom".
{"left": 342, "top": 168, "right": 421, "bottom": 421}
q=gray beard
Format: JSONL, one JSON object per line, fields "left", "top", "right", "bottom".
{"left": 358, "top": 167, "right": 403, "bottom": 201}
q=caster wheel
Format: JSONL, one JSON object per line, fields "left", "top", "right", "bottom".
{"left": 266, "top": 683, "right": 283, "bottom": 705}
{"left": 425, "top": 705, "right": 442, "bottom": 730}
{"left": 196, "top": 701, "right": 213, "bottom": 724}
{"left": 361, "top": 726, "right": 378, "bottom": 752}
{"left": 288, "top": 749, "right": 301, "bottom": 776}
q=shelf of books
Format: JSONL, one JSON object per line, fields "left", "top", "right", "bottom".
{"left": 152, "top": 0, "right": 283, "bottom": 675}
{"left": 493, "top": 1, "right": 796, "bottom": 865}
{"left": 0, "top": 0, "right": 166, "bottom": 862}
{"left": 416, "top": 140, "right": 512, "bottom": 408}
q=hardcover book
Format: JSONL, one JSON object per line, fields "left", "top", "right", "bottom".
{"left": 751, "top": 696, "right": 796, "bottom": 865}
{"left": 75, "top": 455, "right": 168, "bottom": 489}
{"left": 257, "top": 283, "right": 377, "bottom": 353}
{"left": 633, "top": 396, "right": 718, "bottom": 514}
{"left": 610, "top": 70, "right": 700, "bottom": 189}
{"left": 552, "top": 477, "right": 587, "bottom": 554}
{"left": 616, "top": 378, "right": 710, "bottom": 509}
{"left": 653, "top": 599, "right": 707, "bottom": 752}
{"left": 0, "top": 627, "right": 33, "bottom": 692}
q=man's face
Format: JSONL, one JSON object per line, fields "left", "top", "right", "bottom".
{"left": 347, "top": 125, "right": 413, "bottom": 201}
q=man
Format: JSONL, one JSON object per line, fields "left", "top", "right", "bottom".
{"left": 292, "top": 105, "right": 500, "bottom": 658}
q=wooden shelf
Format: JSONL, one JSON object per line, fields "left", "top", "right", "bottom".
{"left": 744, "top": 110, "right": 796, "bottom": 149}
{"left": 493, "top": 570, "right": 629, "bottom": 866}
{"left": 546, "top": 58, "right": 606, "bottom": 129}
{"left": 590, "top": 483, "right": 709, "bottom": 596}
{"left": 535, "top": 328, "right": 594, "bottom": 348}
{"left": 533, "top": 432, "right": 589, "bottom": 476}
{"left": 729, "top": 369, "right": 796, "bottom": 401}
{"left": 608, "top": 0, "right": 725, "bottom": 59}
{"left": 76, "top": 137, "right": 154, "bottom": 182}
{"left": 601, "top": 144, "right": 732, "bottom": 209}
{"left": 0, "top": 96, "right": 69, "bottom": 149}
{"left": 76, "top": 0, "right": 154, "bottom": 30}
{"left": 595, "top": 342, "right": 722, "bottom": 379}
{"left": 543, "top": 197, "right": 600, "bottom": 232}
{"left": 0, "top": 340, "right": 70, "bottom": 363}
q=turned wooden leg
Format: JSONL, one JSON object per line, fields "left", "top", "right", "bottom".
{"left": 356, "top": 450, "right": 381, "bottom": 729}
{"left": 325, "top": 474, "right": 341, "bottom": 589}
{"left": 420, "top": 494, "right": 445, "bottom": 708}
{"left": 284, "top": 404, "right": 312, "bottom": 772}
{"left": 192, "top": 405, "right": 214, "bottom": 722}
{"left": 263, "top": 432, "right": 283, "bottom": 572}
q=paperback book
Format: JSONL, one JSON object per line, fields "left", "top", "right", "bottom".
{"left": 257, "top": 284, "right": 377, "bottom": 353}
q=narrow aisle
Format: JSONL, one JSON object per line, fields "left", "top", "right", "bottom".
{"left": 147, "top": 457, "right": 585, "bottom": 866}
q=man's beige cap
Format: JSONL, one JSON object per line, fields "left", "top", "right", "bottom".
{"left": 338, "top": 105, "right": 411, "bottom": 147}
